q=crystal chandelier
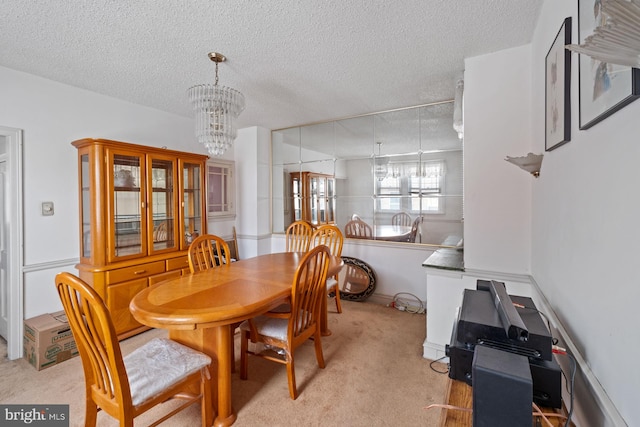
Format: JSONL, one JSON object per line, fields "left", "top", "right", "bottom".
{"left": 374, "top": 142, "right": 388, "bottom": 181}
{"left": 188, "top": 52, "right": 245, "bottom": 156}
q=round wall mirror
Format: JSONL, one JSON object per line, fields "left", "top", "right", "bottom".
{"left": 337, "top": 257, "right": 376, "bottom": 301}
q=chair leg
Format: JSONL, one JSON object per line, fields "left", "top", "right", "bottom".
{"left": 333, "top": 284, "right": 342, "bottom": 313}
{"left": 201, "top": 368, "right": 213, "bottom": 427}
{"left": 313, "top": 328, "right": 325, "bottom": 369}
{"left": 84, "top": 400, "right": 98, "bottom": 427}
{"left": 286, "top": 354, "right": 298, "bottom": 400}
{"left": 240, "top": 330, "right": 249, "bottom": 380}
{"left": 230, "top": 327, "right": 236, "bottom": 374}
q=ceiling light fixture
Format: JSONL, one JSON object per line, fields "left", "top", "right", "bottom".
{"left": 374, "top": 142, "right": 389, "bottom": 181}
{"left": 453, "top": 79, "right": 464, "bottom": 140}
{"left": 188, "top": 52, "right": 245, "bottom": 156}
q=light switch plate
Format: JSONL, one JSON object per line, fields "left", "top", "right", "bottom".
{"left": 42, "top": 201, "right": 54, "bottom": 216}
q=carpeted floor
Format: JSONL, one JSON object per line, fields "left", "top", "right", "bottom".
{"left": 0, "top": 300, "right": 448, "bottom": 426}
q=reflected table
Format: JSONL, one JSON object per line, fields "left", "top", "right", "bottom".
{"left": 130, "top": 252, "right": 343, "bottom": 427}
{"left": 374, "top": 225, "right": 412, "bottom": 242}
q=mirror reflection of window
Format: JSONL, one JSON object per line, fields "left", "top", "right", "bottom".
{"left": 272, "top": 101, "right": 463, "bottom": 248}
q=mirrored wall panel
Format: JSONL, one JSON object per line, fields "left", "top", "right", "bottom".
{"left": 272, "top": 101, "right": 463, "bottom": 247}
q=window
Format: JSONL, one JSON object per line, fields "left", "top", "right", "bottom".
{"left": 409, "top": 161, "right": 444, "bottom": 213}
{"left": 376, "top": 161, "right": 445, "bottom": 214}
{"left": 207, "top": 160, "right": 236, "bottom": 219}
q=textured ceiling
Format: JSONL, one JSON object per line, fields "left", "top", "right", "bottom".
{"left": 1, "top": 0, "right": 542, "bottom": 131}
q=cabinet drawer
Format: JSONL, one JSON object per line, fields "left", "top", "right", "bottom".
{"left": 167, "top": 256, "right": 189, "bottom": 272}
{"left": 107, "top": 261, "right": 165, "bottom": 284}
{"left": 107, "top": 278, "right": 147, "bottom": 335}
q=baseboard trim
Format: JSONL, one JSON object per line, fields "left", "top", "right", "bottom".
{"left": 528, "top": 276, "right": 627, "bottom": 427}
{"left": 423, "top": 340, "right": 447, "bottom": 361}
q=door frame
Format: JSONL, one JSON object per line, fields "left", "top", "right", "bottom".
{"left": 0, "top": 127, "right": 23, "bottom": 360}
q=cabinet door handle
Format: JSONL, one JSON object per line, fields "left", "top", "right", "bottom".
{"left": 134, "top": 270, "right": 147, "bottom": 275}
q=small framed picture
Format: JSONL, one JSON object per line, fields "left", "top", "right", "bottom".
{"left": 545, "top": 17, "right": 572, "bottom": 151}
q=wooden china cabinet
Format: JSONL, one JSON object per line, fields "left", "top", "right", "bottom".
{"left": 72, "top": 138, "right": 208, "bottom": 339}
{"left": 290, "top": 172, "right": 336, "bottom": 227}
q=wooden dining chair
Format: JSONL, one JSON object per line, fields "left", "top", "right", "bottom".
{"left": 239, "top": 245, "right": 331, "bottom": 400}
{"left": 310, "top": 224, "right": 344, "bottom": 313}
{"left": 392, "top": 212, "right": 412, "bottom": 227}
{"left": 187, "top": 234, "right": 233, "bottom": 273}
{"left": 187, "top": 234, "right": 242, "bottom": 371}
{"left": 54, "top": 272, "right": 212, "bottom": 427}
{"left": 344, "top": 219, "right": 373, "bottom": 239}
{"left": 285, "top": 220, "right": 314, "bottom": 252}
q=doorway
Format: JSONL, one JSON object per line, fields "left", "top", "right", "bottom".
{"left": 0, "top": 154, "right": 7, "bottom": 339}
{"left": 0, "top": 127, "right": 23, "bottom": 360}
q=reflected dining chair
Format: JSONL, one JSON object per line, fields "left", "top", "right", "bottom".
{"left": 152, "top": 220, "right": 168, "bottom": 243}
{"left": 344, "top": 219, "right": 373, "bottom": 239}
{"left": 239, "top": 245, "right": 331, "bottom": 400}
{"left": 408, "top": 216, "right": 423, "bottom": 243}
{"left": 310, "top": 224, "right": 344, "bottom": 313}
{"left": 187, "top": 234, "right": 233, "bottom": 272}
{"left": 285, "top": 220, "right": 314, "bottom": 252}
{"left": 54, "top": 272, "right": 212, "bottom": 427}
{"left": 391, "top": 212, "right": 412, "bottom": 227}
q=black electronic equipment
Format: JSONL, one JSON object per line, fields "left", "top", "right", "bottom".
{"left": 456, "top": 285, "right": 552, "bottom": 361}
{"left": 478, "top": 280, "right": 528, "bottom": 342}
{"left": 446, "top": 324, "right": 562, "bottom": 408}
{"left": 472, "top": 345, "right": 533, "bottom": 427}
{"left": 445, "top": 280, "right": 562, "bottom": 409}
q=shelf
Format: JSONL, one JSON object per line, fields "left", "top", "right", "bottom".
{"left": 565, "top": 0, "right": 640, "bottom": 68}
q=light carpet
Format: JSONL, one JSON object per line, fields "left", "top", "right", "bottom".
{"left": 0, "top": 300, "right": 448, "bottom": 426}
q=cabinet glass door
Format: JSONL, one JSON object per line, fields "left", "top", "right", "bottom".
{"left": 149, "top": 156, "right": 177, "bottom": 253}
{"left": 182, "top": 161, "right": 204, "bottom": 249}
{"left": 317, "top": 176, "right": 327, "bottom": 224}
{"left": 79, "top": 153, "right": 91, "bottom": 259}
{"left": 111, "top": 153, "right": 145, "bottom": 259}
{"left": 326, "top": 178, "right": 335, "bottom": 223}
{"left": 291, "top": 174, "right": 302, "bottom": 223}
{"left": 309, "top": 175, "right": 319, "bottom": 224}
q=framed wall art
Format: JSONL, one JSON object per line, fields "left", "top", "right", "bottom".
{"left": 578, "top": 0, "right": 640, "bottom": 130}
{"left": 546, "top": 17, "right": 572, "bottom": 151}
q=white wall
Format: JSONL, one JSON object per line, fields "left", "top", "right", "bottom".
{"left": 530, "top": 1, "right": 639, "bottom": 425}
{"left": 422, "top": 44, "right": 535, "bottom": 360}
{"left": 463, "top": 45, "right": 533, "bottom": 274}
{"left": 0, "top": 65, "right": 208, "bottom": 317}
{"left": 273, "top": 233, "right": 436, "bottom": 303}
{"left": 234, "top": 126, "right": 272, "bottom": 258}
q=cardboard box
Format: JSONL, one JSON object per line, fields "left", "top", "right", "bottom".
{"left": 24, "top": 310, "right": 79, "bottom": 371}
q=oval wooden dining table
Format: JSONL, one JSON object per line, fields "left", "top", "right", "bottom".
{"left": 129, "top": 251, "right": 343, "bottom": 427}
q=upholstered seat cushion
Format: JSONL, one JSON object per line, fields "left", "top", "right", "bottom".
{"left": 240, "top": 316, "right": 289, "bottom": 341}
{"left": 326, "top": 277, "right": 337, "bottom": 289}
{"left": 124, "top": 338, "right": 211, "bottom": 407}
